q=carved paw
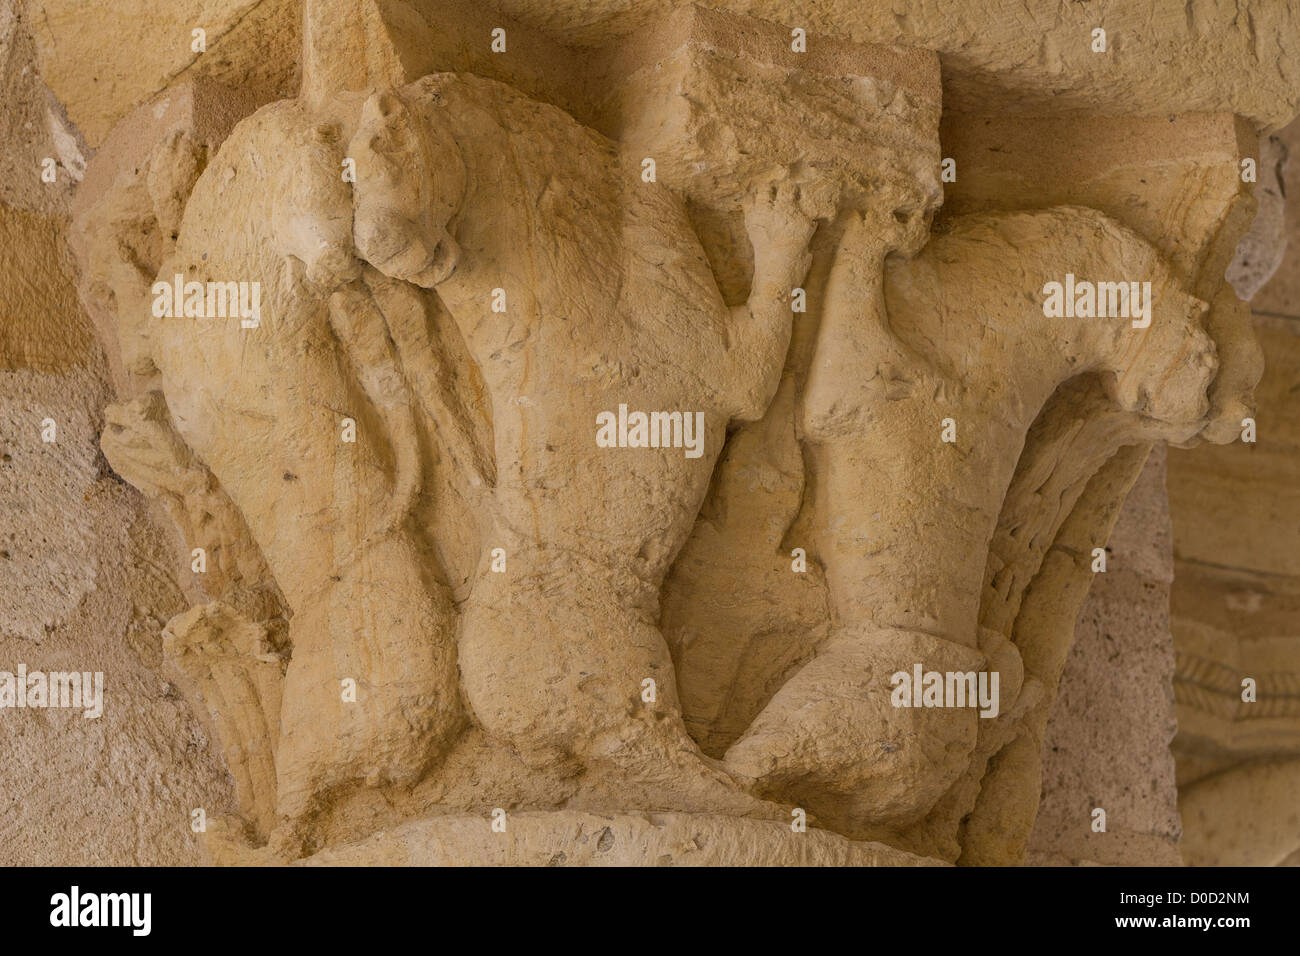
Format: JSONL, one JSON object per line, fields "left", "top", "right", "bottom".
{"left": 748, "top": 175, "right": 816, "bottom": 264}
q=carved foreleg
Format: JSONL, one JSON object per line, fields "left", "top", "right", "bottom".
{"left": 364, "top": 271, "right": 496, "bottom": 492}
{"left": 722, "top": 174, "right": 828, "bottom": 422}
{"left": 801, "top": 209, "right": 929, "bottom": 438}
{"left": 325, "top": 277, "right": 423, "bottom": 533}
{"left": 729, "top": 209, "right": 1227, "bottom": 836}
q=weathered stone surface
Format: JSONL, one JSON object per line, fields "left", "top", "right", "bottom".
{"left": 1252, "top": 119, "right": 1300, "bottom": 318}
{"left": 489, "top": 0, "right": 1300, "bottom": 128}
{"left": 1165, "top": 116, "right": 1300, "bottom": 866}
{"left": 69, "top": 75, "right": 262, "bottom": 393}
{"left": 1228, "top": 133, "right": 1290, "bottom": 301}
{"left": 28, "top": 0, "right": 300, "bottom": 147}
{"left": 0, "top": 0, "right": 79, "bottom": 216}
{"left": 0, "top": 208, "right": 232, "bottom": 865}
{"left": 290, "top": 811, "right": 942, "bottom": 867}
{"left": 1026, "top": 448, "right": 1183, "bottom": 867}
{"left": 1167, "top": 319, "right": 1300, "bottom": 824}
{"left": 4, "top": 0, "right": 1298, "bottom": 868}
{"left": 1179, "top": 758, "right": 1300, "bottom": 866}
{"left": 1170, "top": 322, "right": 1300, "bottom": 579}
{"left": 30, "top": 0, "right": 1300, "bottom": 144}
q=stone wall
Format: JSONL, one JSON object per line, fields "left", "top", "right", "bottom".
{"left": 1168, "top": 117, "right": 1300, "bottom": 867}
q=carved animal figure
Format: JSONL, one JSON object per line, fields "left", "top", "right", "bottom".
{"left": 340, "top": 75, "right": 828, "bottom": 812}
{"left": 726, "top": 205, "right": 1220, "bottom": 835}
{"left": 134, "top": 71, "right": 828, "bottom": 842}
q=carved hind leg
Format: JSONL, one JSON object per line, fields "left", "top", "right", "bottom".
{"left": 272, "top": 530, "right": 462, "bottom": 853}
{"left": 724, "top": 624, "right": 986, "bottom": 828}
{"left": 457, "top": 546, "right": 784, "bottom": 818}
